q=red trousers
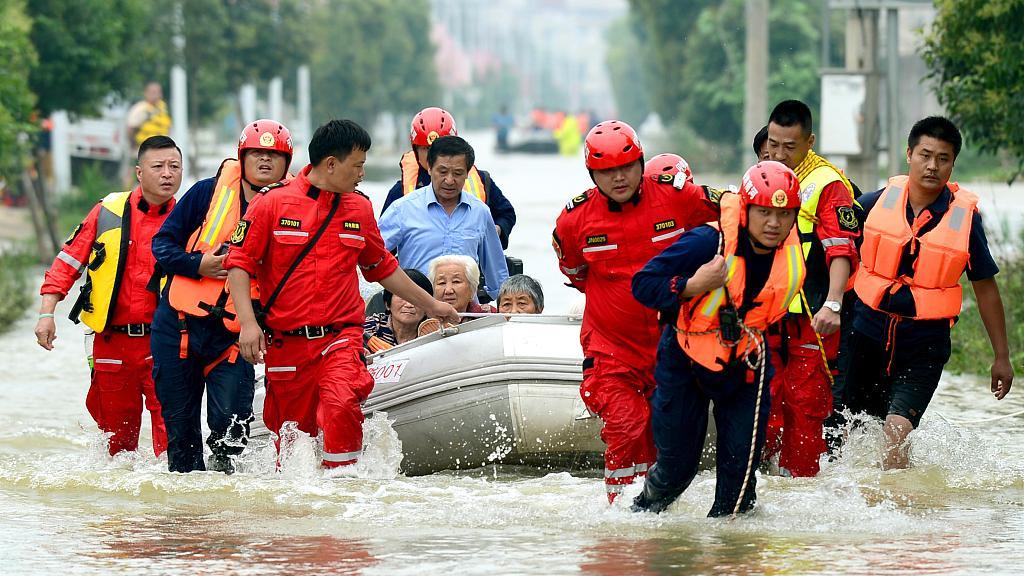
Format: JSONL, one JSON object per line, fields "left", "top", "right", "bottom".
{"left": 764, "top": 315, "right": 837, "bottom": 476}
{"left": 581, "top": 353, "right": 656, "bottom": 503}
{"left": 86, "top": 332, "right": 168, "bottom": 456}
{"left": 263, "top": 328, "right": 374, "bottom": 468}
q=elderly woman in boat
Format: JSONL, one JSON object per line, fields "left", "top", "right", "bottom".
{"left": 364, "top": 268, "right": 436, "bottom": 353}
{"left": 419, "top": 255, "right": 495, "bottom": 335}
{"left": 497, "top": 274, "right": 545, "bottom": 314}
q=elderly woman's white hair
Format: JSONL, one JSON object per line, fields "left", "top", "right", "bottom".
{"left": 428, "top": 254, "right": 480, "bottom": 294}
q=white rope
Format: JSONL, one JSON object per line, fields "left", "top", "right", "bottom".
{"left": 733, "top": 323, "right": 767, "bottom": 517}
{"left": 935, "top": 407, "right": 1024, "bottom": 425}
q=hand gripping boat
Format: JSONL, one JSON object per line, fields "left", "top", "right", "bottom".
{"left": 253, "top": 314, "right": 607, "bottom": 475}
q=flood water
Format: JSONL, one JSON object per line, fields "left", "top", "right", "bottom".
{"left": 2, "top": 135, "right": 1023, "bottom": 574}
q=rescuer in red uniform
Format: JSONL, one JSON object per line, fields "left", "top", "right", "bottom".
{"left": 552, "top": 121, "right": 720, "bottom": 502}
{"left": 225, "top": 119, "right": 459, "bottom": 470}
{"left": 34, "top": 136, "right": 182, "bottom": 456}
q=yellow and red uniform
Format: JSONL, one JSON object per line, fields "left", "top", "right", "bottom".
{"left": 764, "top": 150, "right": 859, "bottom": 477}
{"left": 40, "top": 186, "right": 173, "bottom": 456}
{"left": 224, "top": 165, "right": 399, "bottom": 467}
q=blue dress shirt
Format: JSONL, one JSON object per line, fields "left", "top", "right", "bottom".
{"left": 379, "top": 185, "right": 509, "bottom": 299}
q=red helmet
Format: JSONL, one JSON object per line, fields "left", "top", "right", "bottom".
{"left": 584, "top": 120, "right": 643, "bottom": 170}
{"left": 410, "top": 107, "right": 457, "bottom": 147}
{"left": 644, "top": 153, "right": 693, "bottom": 185}
{"left": 741, "top": 161, "right": 801, "bottom": 210}
{"left": 238, "top": 119, "right": 293, "bottom": 169}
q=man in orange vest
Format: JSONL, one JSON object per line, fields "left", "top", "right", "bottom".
{"left": 381, "top": 106, "right": 517, "bottom": 248}
{"left": 843, "top": 116, "right": 1013, "bottom": 469}
{"left": 150, "top": 119, "right": 292, "bottom": 473}
{"left": 34, "top": 136, "right": 182, "bottom": 457}
{"left": 631, "top": 162, "right": 805, "bottom": 516}
{"left": 553, "top": 121, "right": 721, "bottom": 503}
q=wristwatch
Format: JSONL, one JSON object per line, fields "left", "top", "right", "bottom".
{"left": 822, "top": 300, "right": 842, "bottom": 313}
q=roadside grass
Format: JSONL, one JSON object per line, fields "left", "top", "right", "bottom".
{"left": 0, "top": 247, "right": 33, "bottom": 334}
{"left": 948, "top": 221, "right": 1024, "bottom": 375}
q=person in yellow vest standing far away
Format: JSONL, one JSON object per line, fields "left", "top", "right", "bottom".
{"left": 127, "top": 82, "right": 172, "bottom": 151}
{"left": 843, "top": 116, "right": 1013, "bottom": 469}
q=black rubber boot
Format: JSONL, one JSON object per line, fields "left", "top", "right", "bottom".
{"left": 206, "top": 453, "right": 235, "bottom": 475}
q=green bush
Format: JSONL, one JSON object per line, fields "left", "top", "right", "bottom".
{"left": 57, "top": 162, "right": 116, "bottom": 235}
{"left": 947, "top": 224, "right": 1024, "bottom": 375}
{"left": 0, "top": 248, "right": 33, "bottom": 333}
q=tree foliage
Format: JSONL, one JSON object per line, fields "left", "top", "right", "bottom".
{"left": 621, "top": 0, "right": 823, "bottom": 166}
{"left": 604, "top": 14, "right": 651, "bottom": 127}
{"left": 26, "top": 0, "right": 150, "bottom": 117}
{"left": 309, "top": 0, "right": 438, "bottom": 127}
{"left": 923, "top": 0, "right": 1024, "bottom": 182}
{"left": 0, "top": 0, "right": 36, "bottom": 177}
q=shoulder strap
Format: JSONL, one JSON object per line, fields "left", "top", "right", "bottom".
{"left": 259, "top": 193, "right": 341, "bottom": 320}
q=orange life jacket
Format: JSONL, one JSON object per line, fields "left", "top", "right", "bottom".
{"left": 854, "top": 175, "right": 978, "bottom": 320}
{"left": 167, "top": 159, "right": 260, "bottom": 332}
{"left": 675, "top": 192, "right": 806, "bottom": 372}
{"left": 399, "top": 150, "right": 487, "bottom": 202}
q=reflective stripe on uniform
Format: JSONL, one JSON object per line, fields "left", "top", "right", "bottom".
{"left": 582, "top": 244, "right": 619, "bottom": 253}
{"left": 338, "top": 233, "right": 365, "bottom": 242}
{"left": 266, "top": 366, "right": 297, "bottom": 373}
{"left": 322, "top": 449, "right": 361, "bottom": 463}
{"left": 273, "top": 230, "right": 309, "bottom": 237}
{"left": 820, "top": 237, "right": 851, "bottom": 247}
{"left": 560, "top": 265, "right": 585, "bottom": 275}
{"left": 57, "top": 251, "right": 85, "bottom": 272}
{"left": 200, "top": 185, "right": 238, "bottom": 246}
{"left": 651, "top": 228, "right": 685, "bottom": 243}
{"left": 605, "top": 462, "right": 649, "bottom": 479}
{"left": 320, "top": 337, "right": 350, "bottom": 356}
{"left": 93, "top": 358, "right": 123, "bottom": 365}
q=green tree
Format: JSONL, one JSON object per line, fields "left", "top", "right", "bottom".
{"left": 26, "top": 0, "right": 150, "bottom": 116}
{"left": 309, "top": 0, "right": 437, "bottom": 127}
{"left": 604, "top": 14, "right": 651, "bottom": 127}
{"left": 623, "top": 0, "right": 824, "bottom": 167}
{"left": 0, "top": 0, "right": 36, "bottom": 177}
{"left": 923, "top": 0, "right": 1024, "bottom": 182}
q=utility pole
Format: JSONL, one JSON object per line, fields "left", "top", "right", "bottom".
{"left": 744, "top": 0, "right": 769, "bottom": 150}
{"left": 844, "top": 9, "right": 880, "bottom": 190}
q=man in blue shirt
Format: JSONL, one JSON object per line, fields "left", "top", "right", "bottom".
{"left": 379, "top": 136, "right": 509, "bottom": 301}
{"left": 382, "top": 107, "right": 516, "bottom": 248}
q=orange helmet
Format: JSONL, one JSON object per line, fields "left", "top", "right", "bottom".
{"left": 410, "top": 107, "right": 457, "bottom": 147}
{"left": 584, "top": 120, "right": 643, "bottom": 170}
{"left": 238, "top": 119, "right": 293, "bottom": 170}
{"left": 644, "top": 153, "right": 692, "bottom": 185}
{"left": 741, "top": 161, "right": 801, "bottom": 210}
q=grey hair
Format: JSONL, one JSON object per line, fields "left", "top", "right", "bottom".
{"left": 498, "top": 274, "right": 544, "bottom": 312}
{"left": 428, "top": 254, "right": 480, "bottom": 295}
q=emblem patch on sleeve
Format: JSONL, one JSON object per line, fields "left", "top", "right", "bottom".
{"left": 566, "top": 193, "right": 589, "bottom": 211}
{"left": 64, "top": 223, "right": 83, "bottom": 246}
{"left": 551, "top": 232, "right": 564, "bottom": 260}
{"left": 836, "top": 206, "right": 859, "bottom": 231}
{"left": 278, "top": 217, "right": 301, "bottom": 229}
{"left": 229, "top": 220, "right": 250, "bottom": 245}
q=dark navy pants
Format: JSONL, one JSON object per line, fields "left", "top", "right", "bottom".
{"left": 151, "top": 300, "right": 255, "bottom": 473}
{"left": 640, "top": 330, "right": 772, "bottom": 516}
